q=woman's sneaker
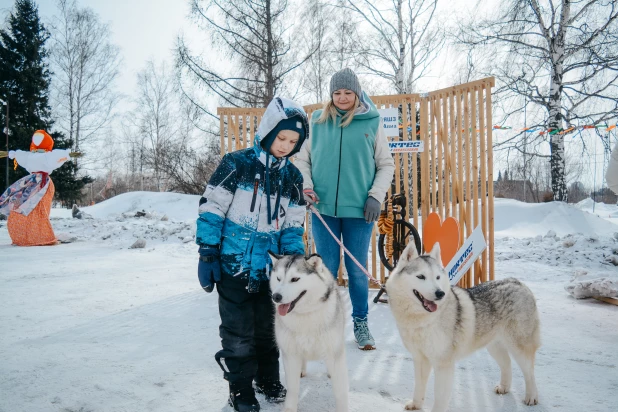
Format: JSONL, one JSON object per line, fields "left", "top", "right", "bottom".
{"left": 353, "top": 317, "right": 376, "bottom": 350}
{"left": 255, "top": 379, "right": 287, "bottom": 403}
{"left": 229, "top": 383, "right": 260, "bottom": 412}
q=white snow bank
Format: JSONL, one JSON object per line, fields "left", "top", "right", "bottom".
{"left": 494, "top": 198, "right": 618, "bottom": 238}
{"left": 52, "top": 191, "right": 200, "bottom": 221}
{"left": 575, "top": 198, "right": 618, "bottom": 217}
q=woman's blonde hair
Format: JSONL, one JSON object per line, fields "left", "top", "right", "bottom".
{"left": 315, "top": 95, "right": 360, "bottom": 128}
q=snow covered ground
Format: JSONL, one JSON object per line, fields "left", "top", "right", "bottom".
{"left": 1, "top": 193, "right": 618, "bottom": 412}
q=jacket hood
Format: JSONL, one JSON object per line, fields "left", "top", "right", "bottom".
{"left": 352, "top": 92, "right": 379, "bottom": 120}
{"left": 254, "top": 97, "right": 309, "bottom": 165}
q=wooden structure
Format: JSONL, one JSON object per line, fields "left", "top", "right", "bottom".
{"left": 217, "top": 77, "right": 496, "bottom": 288}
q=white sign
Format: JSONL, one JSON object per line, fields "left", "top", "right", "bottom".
{"left": 388, "top": 140, "right": 425, "bottom": 153}
{"left": 445, "top": 226, "right": 487, "bottom": 285}
{"left": 379, "top": 108, "right": 400, "bottom": 137}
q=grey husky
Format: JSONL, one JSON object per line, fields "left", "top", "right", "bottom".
{"left": 387, "top": 242, "right": 541, "bottom": 412}
{"left": 269, "top": 253, "right": 348, "bottom": 412}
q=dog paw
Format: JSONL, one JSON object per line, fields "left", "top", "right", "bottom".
{"left": 404, "top": 400, "right": 423, "bottom": 410}
{"left": 494, "top": 384, "right": 510, "bottom": 394}
{"left": 524, "top": 393, "right": 538, "bottom": 406}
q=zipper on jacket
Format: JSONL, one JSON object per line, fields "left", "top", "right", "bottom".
{"left": 250, "top": 173, "right": 260, "bottom": 212}
{"left": 334, "top": 126, "right": 343, "bottom": 217}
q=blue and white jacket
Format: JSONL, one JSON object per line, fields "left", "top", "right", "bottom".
{"left": 196, "top": 98, "right": 309, "bottom": 292}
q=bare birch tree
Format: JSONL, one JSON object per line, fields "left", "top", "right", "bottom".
{"left": 457, "top": 0, "right": 618, "bottom": 201}
{"left": 49, "top": 0, "right": 120, "bottom": 159}
{"left": 298, "top": 0, "right": 362, "bottom": 103}
{"left": 134, "top": 60, "right": 177, "bottom": 192}
{"left": 177, "top": 0, "right": 310, "bottom": 109}
{"left": 342, "top": 0, "right": 444, "bottom": 93}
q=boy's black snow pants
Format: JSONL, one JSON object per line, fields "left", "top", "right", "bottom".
{"left": 215, "top": 273, "right": 280, "bottom": 386}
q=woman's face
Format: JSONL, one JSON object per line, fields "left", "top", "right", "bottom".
{"left": 332, "top": 89, "right": 356, "bottom": 111}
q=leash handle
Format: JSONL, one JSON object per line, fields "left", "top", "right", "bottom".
{"left": 308, "top": 205, "right": 382, "bottom": 287}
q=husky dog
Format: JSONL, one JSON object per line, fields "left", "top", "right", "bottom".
{"left": 269, "top": 252, "right": 348, "bottom": 412}
{"left": 387, "top": 243, "right": 540, "bottom": 412}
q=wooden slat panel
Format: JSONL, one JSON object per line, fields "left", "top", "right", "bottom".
{"left": 471, "top": 88, "right": 481, "bottom": 285}
{"left": 420, "top": 99, "right": 430, "bottom": 234}
{"left": 412, "top": 101, "right": 419, "bottom": 229}
{"left": 463, "top": 89, "right": 472, "bottom": 288}
{"left": 402, "top": 98, "right": 411, "bottom": 219}
{"left": 220, "top": 114, "right": 225, "bottom": 156}
{"left": 456, "top": 91, "right": 464, "bottom": 247}
{"left": 441, "top": 94, "right": 450, "bottom": 218}
{"left": 448, "top": 92, "right": 456, "bottom": 218}
{"left": 479, "top": 86, "right": 488, "bottom": 284}
{"left": 485, "top": 83, "right": 495, "bottom": 281}
{"left": 436, "top": 97, "right": 443, "bottom": 218}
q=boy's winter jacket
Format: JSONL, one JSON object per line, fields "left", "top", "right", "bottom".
{"left": 196, "top": 98, "right": 309, "bottom": 293}
{"left": 295, "top": 92, "right": 395, "bottom": 218}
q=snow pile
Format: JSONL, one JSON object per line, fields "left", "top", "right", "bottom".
{"left": 53, "top": 191, "right": 201, "bottom": 221}
{"left": 494, "top": 198, "right": 618, "bottom": 238}
{"left": 565, "top": 270, "right": 618, "bottom": 299}
{"left": 49, "top": 192, "right": 200, "bottom": 248}
{"left": 575, "top": 197, "right": 618, "bottom": 217}
{"left": 49, "top": 211, "right": 196, "bottom": 248}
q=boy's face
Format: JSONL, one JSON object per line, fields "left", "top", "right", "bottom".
{"left": 270, "top": 129, "right": 300, "bottom": 158}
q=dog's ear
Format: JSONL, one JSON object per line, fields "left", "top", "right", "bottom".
{"left": 305, "top": 253, "right": 323, "bottom": 269}
{"left": 429, "top": 242, "right": 442, "bottom": 266}
{"left": 268, "top": 250, "right": 283, "bottom": 265}
{"left": 399, "top": 241, "right": 419, "bottom": 264}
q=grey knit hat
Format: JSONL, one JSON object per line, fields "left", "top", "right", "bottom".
{"left": 330, "top": 68, "right": 362, "bottom": 97}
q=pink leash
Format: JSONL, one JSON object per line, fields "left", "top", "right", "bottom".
{"left": 308, "top": 204, "right": 383, "bottom": 287}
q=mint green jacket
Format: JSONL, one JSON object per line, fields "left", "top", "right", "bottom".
{"left": 295, "top": 93, "right": 395, "bottom": 218}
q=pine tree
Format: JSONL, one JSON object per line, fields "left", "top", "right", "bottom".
{"left": 497, "top": 170, "right": 502, "bottom": 182}
{"left": 0, "top": 0, "right": 86, "bottom": 201}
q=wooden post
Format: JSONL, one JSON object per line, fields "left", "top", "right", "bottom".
{"left": 412, "top": 100, "right": 419, "bottom": 229}
{"left": 479, "top": 86, "right": 488, "bottom": 284}
{"left": 420, "top": 98, "right": 430, "bottom": 234}
{"left": 485, "top": 81, "right": 495, "bottom": 281}
{"left": 463, "top": 89, "right": 472, "bottom": 288}
{"left": 456, "top": 90, "right": 464, "bottom": 248}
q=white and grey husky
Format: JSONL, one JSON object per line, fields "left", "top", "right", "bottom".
{"left": 269, "top": 252, "right": 348, "bottom": 412}
{"left": 387, "top": 242, "right": 541, "bottom": 412}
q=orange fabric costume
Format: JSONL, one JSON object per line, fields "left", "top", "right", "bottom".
{"left": 7, "top": 180, "right": 57, "bottom": 246}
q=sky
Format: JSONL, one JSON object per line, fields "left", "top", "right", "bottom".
{"left": 0, "top": 0, "right": 197, "bottom": 100}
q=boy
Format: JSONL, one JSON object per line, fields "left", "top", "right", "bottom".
{"left": 196, "top": 98, "right": 308, "bottom": 412}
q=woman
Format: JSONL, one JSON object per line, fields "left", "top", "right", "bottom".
{"left": 296, "top": 68, "right": 395, "bottom": 350}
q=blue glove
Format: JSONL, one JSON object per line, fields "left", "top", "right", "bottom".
{"left": 198, "top": 245, "right": 221, "bottom": 293}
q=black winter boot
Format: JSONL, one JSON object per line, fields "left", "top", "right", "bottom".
{"left": 255, "top": 379, "right": 287, "bottom": 403}
{"left": 228, "top": 382, "right": 260, "bottom": 412}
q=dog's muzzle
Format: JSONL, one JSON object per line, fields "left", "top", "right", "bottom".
{"left": 413, "top": 289, "right": 438, "bottom": 313}
{"left": 275, "top": 290, "right": 306, "bottom": 316}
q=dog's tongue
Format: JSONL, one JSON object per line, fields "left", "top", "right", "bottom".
{"left": 425, "top": 299, "right": 438, "bottom": 312}
{"left": 277, "top": 303, "right": 291, "bottom": 316}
